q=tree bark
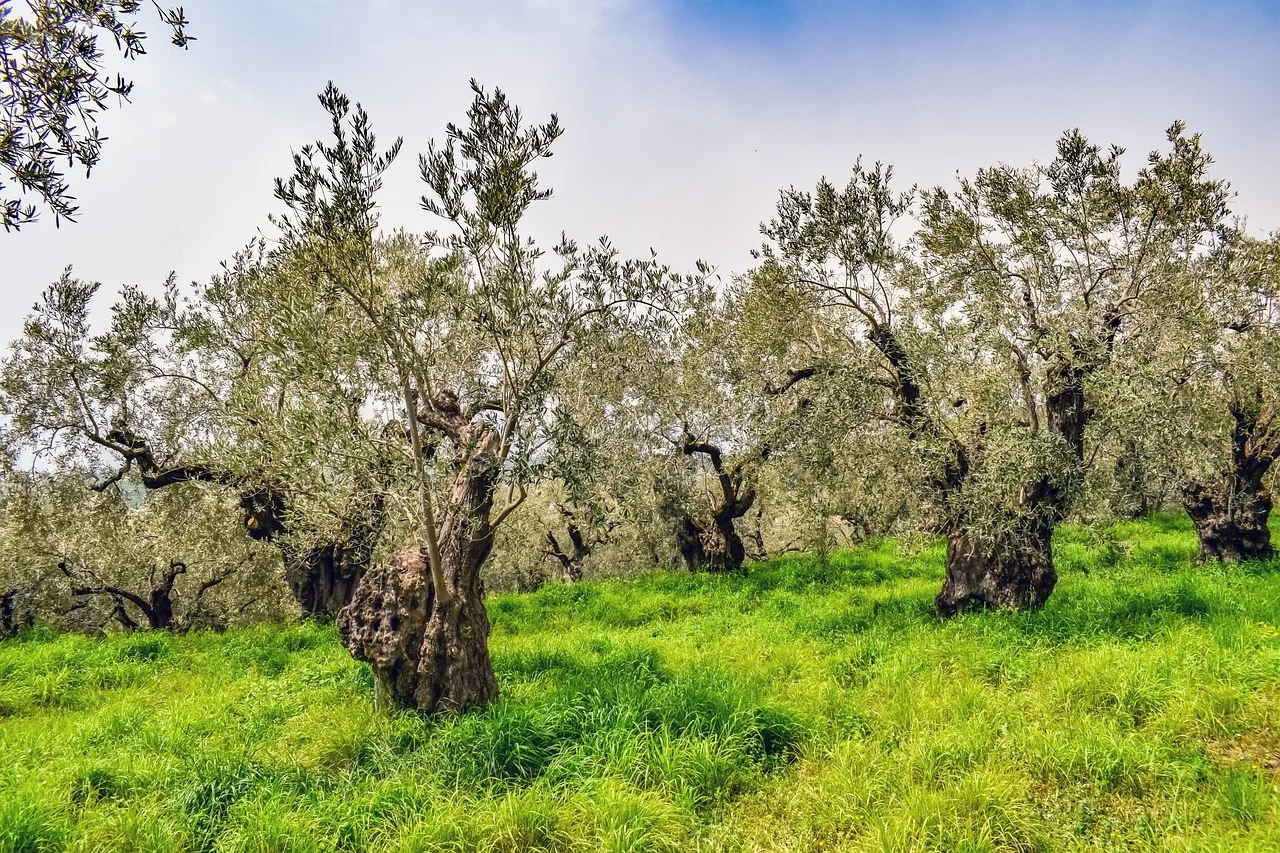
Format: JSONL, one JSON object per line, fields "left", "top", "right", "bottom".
{"left": 146, "top": 589, "right": 174, "bottom": 630}
{"left": 280, "top": 543, "right": 361, "bottom": 618}
{"left": 1181, "top": 396, "right": 1279, "bottom": 564}
{"left": 276, "top": 492, "right": 386, "bottom": 618}
{"left": 867, "top": 323, "right": 1058, "bottom": 614}
{"left": 543, "top": 505, "right": 613, "bottom": 585}
{"left": 935, "top": 351, "right": 1086, "bottom": 617}
{"left": 240, "top": 483, "right": 387, "bottom": 618}
{"left": 712, "top": 506, "right": 748, "bottom": 573}
{"left": 665, "top": 511, "right": 747, "bottom": 574}
{"left": 1183, "top": 481, "right": 1273, "bottom": 563}
{"left": 936, "top": 518, "right": 1057, "bottom": 615}
{"left": 338, "top": 436, "right": 500, "bottom": 714}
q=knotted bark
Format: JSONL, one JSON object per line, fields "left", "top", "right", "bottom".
{"left": 338, "top": 542, "right": 497, "bottom": 713}
{"left": 936, "top": 519, "right": 1057, "bottom": 615}
{"left": 1182, "top": 396, "right": 1279, "bottom": 563}
{"left": 667, "top": 514, "right": 735, "bottom": 574}
{"left": 273, "top": 490, "right": 387, "bottom": 618}
{"left": 339, "top": 402, "right": 503, "bottom": 714}
{"left": 1183, "top": 482, "right": 1273, "bottom": 563}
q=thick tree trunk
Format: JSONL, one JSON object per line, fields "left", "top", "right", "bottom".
{"left": 1181, "top": 398, "right": 1279, "bottom": 564}
{"left": 1183, "top": 481, "right": 1273, "bottom": 563}
{"left": 338, "top": 459, "right": 499, "bottom": 714}
{"left": 711, "top": 512, "right": 748, "bottom": 574}
{"left": 281, "top": 544, "right": 360, "bottom": 618}
{"left": 672, "top": 514, "right": 747, "bottom": 574}
{"left": 339, "top": 544, "right": 497, "bottom": 713}
{"left": 247, "top": 486, "right": 385, "bottom": 619}
{"left": 711, "top": 512, "right": 747, "bottom": 571}
{"left": 936, "top": 519, "right": 1057, "bottom": 616}
{"left": 935, "top": 352, "right": 1084, "bottom": 617}
{"left": 279, "top": 533, "right": 379, "bottom": 618}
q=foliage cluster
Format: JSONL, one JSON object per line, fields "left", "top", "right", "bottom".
{"left": 1, "top": 0, "right": 193, "bottom": 228}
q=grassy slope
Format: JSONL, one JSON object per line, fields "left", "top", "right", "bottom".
{"left": 2, "top": 515, "right": 1280, "bottom": 852}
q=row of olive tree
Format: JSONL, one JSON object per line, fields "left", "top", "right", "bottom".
{"left": 3, "top": 79, "right": 1276, "bottom": 712}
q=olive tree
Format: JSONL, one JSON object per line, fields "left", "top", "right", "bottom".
{"left": 268, "top": 82, "right": 695, "bottom": 713}
{"left": 0, "top": 257, "right": 390, "bottom": 618}
{"left": 1141, "top": 233, "right": 1280, "bottom": 562}
{"left": 761, "top": 125, "right": 1228, "bottom": 614}
{"left": 615, "top": 252, "right": 861, "bottom": 576}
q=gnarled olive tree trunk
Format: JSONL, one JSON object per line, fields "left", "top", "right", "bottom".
{"left": 1182, "top": 398, "right": 1279, "bottom": 563}
{"left": 263, "top": 489, "right": 388, "bottom": 618}
{"left": 279, "top": 542, "right": 364, "bottom": 619}
{"left": 338, "top": 423, "right": 500, "bottom": 714}
{"left": 863, "top": 325, "right": 1066, "bottom": 616}
{"left": 1183, "top": 482, "right": 1272, "bottom": 563}
{"left": 936, "top": 518, "right": 1057, "bottom": 616}
{"left": 667, "top": 435, "right": 764, "bottom": 574}
{"left": 867, "top": 325, "right": 1059, "bottom": 614}
{"left": 933, "top": 439, "right": 1062, "bottom": 615}
{"left": 544, "top": 511, "right": 603, "bottom": 585}
{"left": 241, "top": 485, "right": 360, "bottom": 617}
{"left": 936, "top": 353, "right": 1086, "bottom": 615}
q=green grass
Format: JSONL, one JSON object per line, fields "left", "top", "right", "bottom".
{"left": 2, "top": 514, "right": 1280, "bottom": 851}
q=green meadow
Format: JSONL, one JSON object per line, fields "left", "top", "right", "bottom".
{"left": 3, "top": 514, "right": 1280, "bottom": 852}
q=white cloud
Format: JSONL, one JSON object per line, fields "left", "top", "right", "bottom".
{"left": 4, "top": 0, "right": 1277, "bottom": 341}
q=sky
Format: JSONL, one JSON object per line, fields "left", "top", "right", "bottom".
{"left": 4, "top": 0, "right": 1280, "bottom": 344}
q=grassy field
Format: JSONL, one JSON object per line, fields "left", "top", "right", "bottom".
{"left": 2, "top": 514, "right": 1280, "bottom": 851}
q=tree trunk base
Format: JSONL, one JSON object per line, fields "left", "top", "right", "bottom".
{"left": 676, "top": 517, "right": 747, "bottom": 574}
{"left": 1183, "top": 483, "right": 1273, "bottom": 564}
{"left": 338, "top": 548, "right": 497, "bottom": 714}
{"left": 936, "top": 524, "right": 1057, "bottom": 617}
